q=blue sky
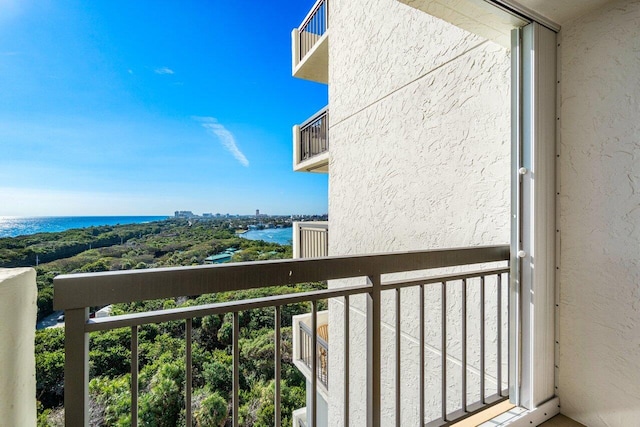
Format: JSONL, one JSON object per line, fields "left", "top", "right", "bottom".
{"left": 0, "top": 0, "right": 328, "bottom": 216}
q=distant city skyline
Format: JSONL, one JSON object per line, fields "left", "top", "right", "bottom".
{"left": 0, "top": 1, "right": 328, "bottom": 216}
{"left": 172, "top": 210, "right": 327, "bottom": 218}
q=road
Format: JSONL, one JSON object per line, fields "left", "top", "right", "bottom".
{"left": 36, "top": 310, "right": 64, "bottom": 330}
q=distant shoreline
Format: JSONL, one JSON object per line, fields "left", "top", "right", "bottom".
{"left": 0, "top": 216, "right": 169, "bottom": 239}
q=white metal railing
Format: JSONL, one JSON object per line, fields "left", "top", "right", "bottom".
{"left": 298, "top": 0, "right": 328, "bottom": 61}
{"left": 54, "top": 245, "right": 509, "bottom": 427}
{"left": 298, "top": 221, "right": 328, "bottom": 258}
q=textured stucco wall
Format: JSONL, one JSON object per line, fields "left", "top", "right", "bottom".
{"left": 558, "top": 1, "right": 640, "bottom": 425}
{"left": 0, "top": 268, "right": 37, "bottom": 427}
{"left": 329, "top": 0, "right": 511, "bottom": 255}
{"left": 326, "top": 0, "right": 511, "bottom": 424}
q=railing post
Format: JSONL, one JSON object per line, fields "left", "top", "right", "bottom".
{"left": 366, "top": 275, "right": 381, "bottom": 427}
{"left": 233, "top": 312, "right": 240, "bottom": 427}
{"left": 395, "top": 288, "right": 401, "bottom": 427}
{"left": 131, "top": 325, "right": 139, "bottom": 427}
{"left": 185, "top": 319, "right": 193, "bottom": 426}
{"left": 293, "top": 124, "right": 302, "bottom": 170}
{"left": 324, "top": 226, "right": 329, "bottom": 257}
{"left": 344, "top": 295, "right": 350, "bottom": 427}
{"left": 64, "top": 307, "right": 89, "bottom": 427}
{"left": 311, "top": 301, "right": 318, "bottom": 426}
{"left": 291, "top": 29, "right": 300, "bottom": 70}
{"left": 274, "top": 306, "right": 282, "bottom": 427}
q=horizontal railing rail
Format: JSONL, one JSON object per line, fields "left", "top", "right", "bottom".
{"left": 299, "top": 107, "right": 329, "bottom": 163}
{"left": 299, "top": 106, "right": 328, "bottom": 129}
{"left": 299, "top": 321, "right": 329, "bottom": 388}
{"left": 297, "top": 221, "right": 329, "bottom": 231}
{"left": 54, "top": 244, "right": 509, "bottom": 427}
{"left": 298, "top": 0, "right": 328, "bottom": 61}
{"left": 54, "top": 245, "right": 506, "bottom": 310}
{"left": 84, "top": 285, "right": 368, "bottom": 333}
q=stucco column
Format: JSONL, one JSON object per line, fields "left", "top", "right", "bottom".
{"left": 0, "top": 268, "right": 37, "bottom": 426}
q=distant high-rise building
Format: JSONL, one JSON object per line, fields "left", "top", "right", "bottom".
{"left": 174, "top": 211, "right": 195, "bottom": 218}
{"left": 256, "top": 209, "right": 260, "bottom": 217}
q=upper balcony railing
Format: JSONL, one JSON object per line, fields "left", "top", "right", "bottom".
{"left": 54, "top": 245, "right": 510, "bottom": 427}
{"left": 293, "top": 107, "right": 329, "bottom": 173}
{"left": 293, "top": 221, "right": 329, "bottom": 258}
{"left": 292, "top": 0, "right": 329, "bottom": 83}
{"left": 299, "top": 0, "right": 328, "bottom": 61}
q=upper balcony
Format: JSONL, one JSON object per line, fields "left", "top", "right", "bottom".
{"left": 291, "top": 0, "right": 328, "bottom": 83}
{"left": 293, "top": 107, "right": 329, "bottom": 173}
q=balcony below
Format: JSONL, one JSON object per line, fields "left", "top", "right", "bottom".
{"left": 292, "top": 311, "right": 329, "bottom": 395}
{"left": 292, "top": 310, "right": 329, "bottom": 427}
{"left": 292, "top": 407, "right": 307, "bottom": 427}
{"left": 293, "top": 107, "right": 329, "bottom": 173}
{"left": 292, "top": 221, "right": 329, "bottom": 258}
{"left": 291, "top": 0, "right": 328, "bottom": 83}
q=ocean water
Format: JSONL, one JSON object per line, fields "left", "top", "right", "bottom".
{"left": 241, "top": 227, "right": 293, "bottom": 246}
{"left": 0, "top": 216, "right": 168, "bottom": 238}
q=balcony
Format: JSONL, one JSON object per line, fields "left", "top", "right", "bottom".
{"left": 293, "top": 311, "right": 329, "bottom": 391}
{"left": 52, "top": 245, "right": 510, "bottom": 426}
{"left": 292, "top": 311, "right": 329, "bottom": 427}
{"left": 292, "top": 221, "right": 329, "bottom": 258}
{"left": 293, "top": 107, "right": 329, "bottom": 173}
{"left": 291, "top": 0, "right": 328, "bottom": 83}
{"left": 292, "top": 407, "right": 307, "bottom": 427}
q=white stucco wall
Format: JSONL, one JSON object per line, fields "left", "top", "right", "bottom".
{"left": 0, "top": 268, "right": 37, "bottom": 427}
{"left": 326, "top": 0, "right": 511, "bottom": 424}
{"left": 558, "top": 1, "right": 640, "bottom": 425}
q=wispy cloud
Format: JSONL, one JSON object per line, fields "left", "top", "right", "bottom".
{"left": 154, "top": 67, "right": 174, "bottom": 75}
{"left": 194, "top": 117, "right": 249, "bottom": 167}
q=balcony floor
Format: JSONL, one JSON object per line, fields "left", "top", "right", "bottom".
{"left": 452, "top": 401, "right": 585, "bottom": 427}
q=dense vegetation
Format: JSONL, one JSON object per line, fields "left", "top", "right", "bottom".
{"left": 0, "top": 219, "right": 292, "bottom": 322}
{"left": 13, "top": 219, "right": 324, "bottom": 426}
